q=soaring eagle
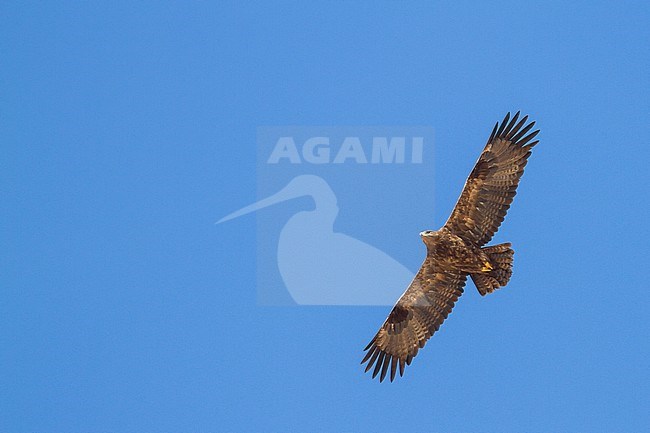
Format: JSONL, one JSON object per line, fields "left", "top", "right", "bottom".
{"left": 361, "top": 112, "right": 539, "bottom": 382}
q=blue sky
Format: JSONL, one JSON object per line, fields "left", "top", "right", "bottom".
{"left": 2, "top": 1, "right": 649, "bottom": 432}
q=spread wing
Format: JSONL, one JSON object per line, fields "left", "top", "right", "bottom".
{"left": 361, "top": 258, "right": 467, "bottom": 382}
{"left": 444, "top": 112, "right": 539, "bottom": 246}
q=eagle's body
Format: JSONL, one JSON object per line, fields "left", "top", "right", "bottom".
{"left": 362, "top": 112, "right": 539, "bottom": 382}
{"left": 422, "top": 228, "right": 493, "bottom": 273}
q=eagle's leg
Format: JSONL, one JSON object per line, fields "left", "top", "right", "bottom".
{"left": 471, "top": 243, "right": 514, "bottom": 296}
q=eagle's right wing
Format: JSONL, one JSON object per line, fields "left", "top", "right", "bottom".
{"left": 361, "top": 258, "right": 467, "bottom": 382}
{"left": 443, "top": 112, "right": 539, "bottom": 246}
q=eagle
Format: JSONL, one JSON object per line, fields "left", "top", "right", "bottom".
{"left": 361, "top": 111, "right": 539, "bottom": 382}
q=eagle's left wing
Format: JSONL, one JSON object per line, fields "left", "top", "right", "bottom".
{"left": 443, "top": 112, "right": 539, "bottom": 246}
{"left": 361, "top": 258, "right": 467, "bottom": 382}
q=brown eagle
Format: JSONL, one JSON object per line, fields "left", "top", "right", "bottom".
{"left": 361, "top": 112, "right": 539, "bottom": 382}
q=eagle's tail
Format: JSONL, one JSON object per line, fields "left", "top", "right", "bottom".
{"left": 471, "top": 243, "right": 514, "bottom": 296}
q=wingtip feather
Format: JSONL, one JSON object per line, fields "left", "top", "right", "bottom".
{"left": 361, "top": 345, "right": 376, "bottom": 364}
{"left": 495, "top": 112, "right": 511, "bottom": 137}
{"left": 380, "top": 356, "right": 390, "bottom": 382}
{"left": 372, "top": 352, "right": 385, "bottom": 378}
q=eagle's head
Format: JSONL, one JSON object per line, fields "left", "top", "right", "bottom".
{"left": 419, "top": 230, "right": 440, "bottom": 246}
